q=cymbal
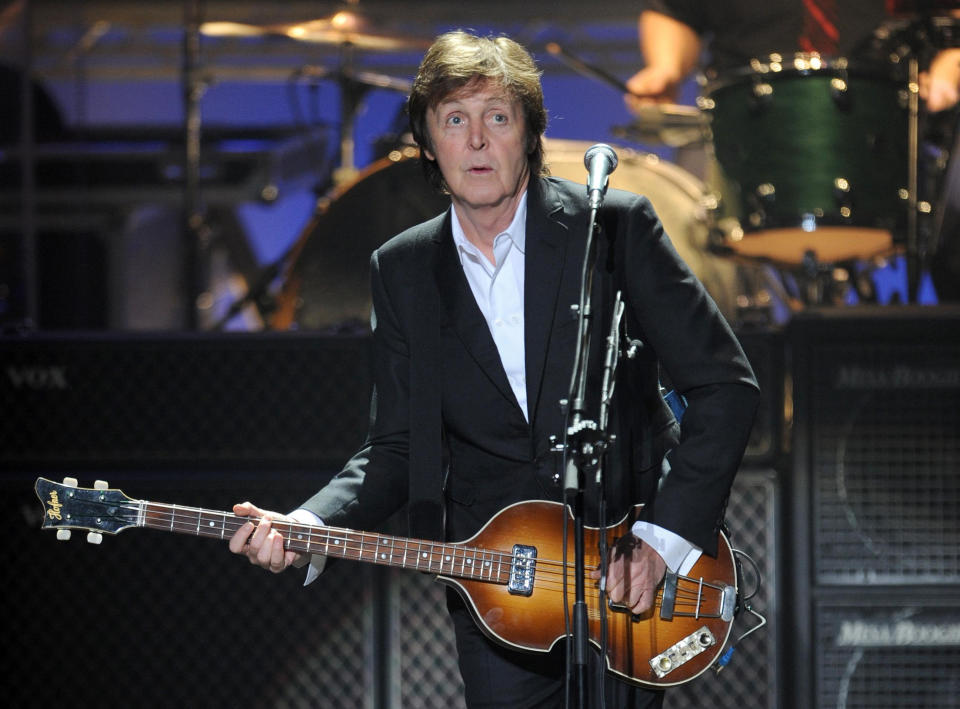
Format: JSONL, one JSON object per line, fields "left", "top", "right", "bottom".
{"left": 296, "top": 65, "right": 413, "bottom": 93}
{"left": 200, "top": 11, "right": 433, "bottom": 52}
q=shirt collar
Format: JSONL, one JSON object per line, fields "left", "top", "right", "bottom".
{"left": 450, "top": 191, "right": 528, "bottom": 259}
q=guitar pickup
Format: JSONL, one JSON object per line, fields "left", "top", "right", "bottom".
{"left": 507, "top": 544, "right": 537, "bottom": 596}
{"left": 649, "top": 626, "right": 716, "bottom": 678}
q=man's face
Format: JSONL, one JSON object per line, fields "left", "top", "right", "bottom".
{"left": 423, "top": 80, "right": 531, "bottom": 215}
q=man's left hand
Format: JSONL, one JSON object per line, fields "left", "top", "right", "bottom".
{"left": 591, "top": 536, "right": 667, "bottom": 615}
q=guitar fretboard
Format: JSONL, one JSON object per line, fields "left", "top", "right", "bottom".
{"left": 140, "top": 501, "right": 512, "bottom": 584}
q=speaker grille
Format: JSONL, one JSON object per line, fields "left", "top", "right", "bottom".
{"left": 665, "top": 470, "right": 779, "bottom": 709}
{"left": 395, "top": 573, "right": 465, "bottom": 708}
{"left": 815, "top": 594, "right": 960, "bottom": 708}
{"left": 808, "top": 338, "right": 960, "bottom": 584}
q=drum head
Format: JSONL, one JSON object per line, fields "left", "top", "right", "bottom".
{"left": 544, "top": 138, "right": 740, "bottom": 318}
{"left": 275, "top": 151, "right": 450, "bottom": 330}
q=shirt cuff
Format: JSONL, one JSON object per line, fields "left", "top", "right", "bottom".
{"left": 289, "top": 508, "right": 328, "bottom": 584}
{"left": 631, "top": 520, "right": 702, "bottom": 576}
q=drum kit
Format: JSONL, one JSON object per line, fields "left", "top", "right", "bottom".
{"left": 206, "top": 3, "right": 960, "bottom": 331}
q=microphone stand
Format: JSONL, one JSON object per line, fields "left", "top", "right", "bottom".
{"left": 563, "top": 201, "right": 617, "bottom": 708}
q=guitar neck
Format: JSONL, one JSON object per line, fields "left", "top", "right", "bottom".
{"left": 140, "top": 501, "right": 511, "bottom": 584}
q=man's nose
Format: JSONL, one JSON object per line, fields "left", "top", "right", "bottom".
{"left": 468, "top": 124, "right": 487, "bottom": 149}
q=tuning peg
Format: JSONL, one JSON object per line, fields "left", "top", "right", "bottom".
{"left": 63, "top": 477, "right": 78, "bottom": 488}
{"left": 94, "top": 480, "right": 108, "bottom": 490}
{"left": 56, "top": 530, "right": 72, "bottom": 541}
{"left": 86, "top": 532, "right": 103, "bottom": 545}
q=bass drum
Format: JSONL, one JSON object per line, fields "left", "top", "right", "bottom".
{"left": 542, "top": 139, "right": 739, "bottom": 318}
{"left": 273, "top": 140, "right": 739, "bottom": 330}
{"left": 271, "top": 147, "right": 450, "bottom": 331}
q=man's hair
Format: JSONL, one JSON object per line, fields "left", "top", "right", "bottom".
{"left": 407, "top": 30, "right": 548, "bottom": 192}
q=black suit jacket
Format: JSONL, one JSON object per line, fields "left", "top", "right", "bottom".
{"left": 302, "top": 176, "right": 759, "bottom": 556}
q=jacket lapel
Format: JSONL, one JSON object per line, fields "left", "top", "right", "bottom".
{"left": 433, "top": 212, "right": 521, "bottom": 411}
{"left": 524, "top": 178, "right": 573, "bottom": 425}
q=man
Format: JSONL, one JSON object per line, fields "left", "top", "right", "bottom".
{"left": 229, "top": 31, "right": 759, "bottom": 708}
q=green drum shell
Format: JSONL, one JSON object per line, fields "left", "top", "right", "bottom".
{"left": 705, "top": 59, "right": 909, "bottom": 251}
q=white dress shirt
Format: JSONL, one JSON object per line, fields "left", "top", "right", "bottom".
{"left": 450, "top": 196, "right": 529, "bottom": 420}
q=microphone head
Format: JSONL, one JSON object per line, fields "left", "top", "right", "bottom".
{"left": 583, "top": 143, "right": 618, "bottom": 172}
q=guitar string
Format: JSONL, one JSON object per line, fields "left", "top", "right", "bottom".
{"left": 79, "top": 499, "right": 727, "bottom": 613}
{"left": 141, "top": 503, "right": 730, "bottom": 591}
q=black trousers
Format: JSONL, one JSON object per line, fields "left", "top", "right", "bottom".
{"left": 446, "top": 590, "right": 665, "bottom": 709}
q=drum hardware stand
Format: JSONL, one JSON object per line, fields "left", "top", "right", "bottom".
{"left": 15, "top": 0, "right": 39, "bottom": 328}
{"left": 897, "top": 9, "right": 957, "bottom": 302}
{"left": 182, "top": 0, "right": 212, "bottom": 330}
{"left": 208, "top": 247, "right": 290, "bottom": 330}
{"left": 906, "top": 54, "right": 923, "bottom": 302}
{"left": 297, "top": 56, "right": 414, "bottom": 188}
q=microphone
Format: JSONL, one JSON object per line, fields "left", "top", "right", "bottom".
{"left": 583, "top": 143, "right": 618, "bottom": 210}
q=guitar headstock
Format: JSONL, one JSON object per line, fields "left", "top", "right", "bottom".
{"left": 34, "top": 477, "right": 138, "bottom": 543}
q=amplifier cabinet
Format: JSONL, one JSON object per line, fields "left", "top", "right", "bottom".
{"left": 1, "top": 331, "right": 372, "bottom": 471}
{"left": 814, "top": 590, "right": 960, "bottom": 709}
{"left": 785, "top": 306, "right": 960, "bottom": 708}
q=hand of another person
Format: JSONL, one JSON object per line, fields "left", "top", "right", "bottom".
{"left": 228, "top": 502, "right": 304, "bottom": 573}
{"left": 591, "top": 535, "right": 667, "bottom": 615}
{"left": 920, "top": 48, "right": 960, "bottom": 113}
{"left": 624, "top": 66, "right": 684, "bottom": 113}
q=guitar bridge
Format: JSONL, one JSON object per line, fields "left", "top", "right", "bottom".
{"left": 507, "top": 544, "right": 537, "bottom": 596}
